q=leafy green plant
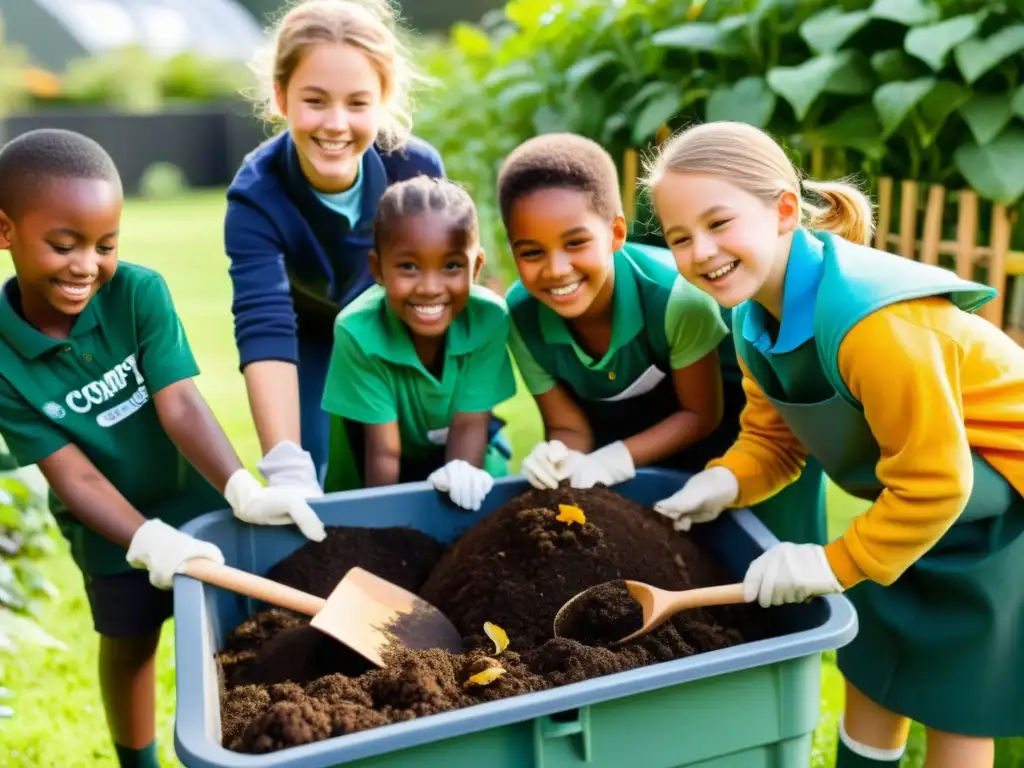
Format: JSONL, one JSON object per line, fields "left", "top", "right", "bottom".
{"left": 410, "top": 0, "right": 1024, "bottom": 321}
{"left": 0, "top": 459, "right": 63, "bottom": 719}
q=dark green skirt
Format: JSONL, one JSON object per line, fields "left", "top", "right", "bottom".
{"left": 837, "top": 468, "right": 1024, "bottom": 737}
{"left": 748, "top": 456, "right": 828, "bottom": 546}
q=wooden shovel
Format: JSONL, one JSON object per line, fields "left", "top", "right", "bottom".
{"left": 183, "top": 559, "right": 464, "bottom": 667}
{"left": 553, "top": 579, "right": 747, "bottom": 646}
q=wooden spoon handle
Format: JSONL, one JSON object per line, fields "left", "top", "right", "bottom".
{"left": 183, "top": 558, "right": 326, "bottom": 617}
{"left": 668, "top": 582, "right": 746, "bottom": 611}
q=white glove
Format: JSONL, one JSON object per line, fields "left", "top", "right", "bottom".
{"left": 256, "top": 441, "right": 323, "bottom": 499}
{"left": 653, "top": 466, "right": 739, "bottom": 531}
{"left": 521, "top": 440, "right": 578, "bottom": 489}
{"left": 567, "top": 441, "right": 636, "bottom": 489}
{"left": 126, "top": 519, "right": 225, "bottom": 590}
{"left": 743, "top": 542, "right": 844, "bottom": 608}
{"left": 428, "top": 459, "right": 494, "bottom": 511}
{"left": 225, "top": 469, "right": 327, "bottom": 542}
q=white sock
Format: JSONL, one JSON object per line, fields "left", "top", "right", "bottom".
{"left": 839, "top": 714, "right": 907, "bottom": 761}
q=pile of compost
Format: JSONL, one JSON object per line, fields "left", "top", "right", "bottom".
{"left": 217, "top": 486, "right": 783, "bottom": 754}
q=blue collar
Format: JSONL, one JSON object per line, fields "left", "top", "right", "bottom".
{"left": 742, "top": 228, "right": 824, "bottom": 356}
{"left": 282, "top": 132, "right": 388, "bottom": 233}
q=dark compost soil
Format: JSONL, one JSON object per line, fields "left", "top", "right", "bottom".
{"left": 217, "top": 486, "right": 783, "bottom": 754}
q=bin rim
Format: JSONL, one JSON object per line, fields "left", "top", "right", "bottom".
{"left": 174, "top": 472, "right": 858, "bottom": 768}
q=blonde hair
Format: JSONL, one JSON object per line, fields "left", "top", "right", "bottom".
{"left": 248, "top": 0, "right": 423, "bottom": 151}
{"left": 641, "top": 121, "right": 875, "bottom": 246}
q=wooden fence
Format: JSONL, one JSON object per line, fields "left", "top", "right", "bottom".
{"left": 620, "top": 147, "right": 1024, "bottom": 344}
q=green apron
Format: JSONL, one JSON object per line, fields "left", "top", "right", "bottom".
{"left": 733, "top": 230, "right": 1024, "bottom": 737}
{"left": 717, "top": 304, "right": 828, "bottom": 546}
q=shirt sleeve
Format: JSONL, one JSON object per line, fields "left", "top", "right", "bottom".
{"left": 134, "top": 272, "right": 200, "bottom": 394}
{"left": 823, "top": 300, "right": 974, "bottom": 589}
{"left": 224, "top": 199, "right": 298, "bottom": 368}
{"left": 706, "top": 354, "right": 809, "bottom": 506}
{"left": 664, "top": 277, "right": 730, "bottom": 369}
{"left": 320, "top": 324, "right": 397, "bottom": 424}
{"left": 0, "top": 379, "right": 69, "bottom": 466}
{"left": 507, "top": 318, "right": 557, "bottom": 396}
{"left": 454, "top": 316, "right": 518, "bottom": 413}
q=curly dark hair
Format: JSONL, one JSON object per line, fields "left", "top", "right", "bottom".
{"left": 496, "top": 132, "right": 621, "bottom": 226}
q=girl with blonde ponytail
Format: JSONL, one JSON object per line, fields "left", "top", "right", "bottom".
{"left": 645, "top": 120, "right": 1024, "bottom": 767}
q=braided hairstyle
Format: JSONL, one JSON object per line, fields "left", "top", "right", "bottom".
{"left": 372, "top": 175, "right": 479, "bottom": 254}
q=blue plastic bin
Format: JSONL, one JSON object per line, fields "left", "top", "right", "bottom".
{"left": 174, "top": 469, "right": 857, "bottom": 768}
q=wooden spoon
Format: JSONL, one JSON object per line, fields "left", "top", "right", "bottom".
{"left": 553, "top": 579, "right": 747, "bottom": 646}
{"left": 183, "top": 559, "right": 464, "bottom": 667}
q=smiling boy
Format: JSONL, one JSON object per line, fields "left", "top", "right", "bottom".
{"left": 0, "top": 128, "right": 325, "bottom": 768}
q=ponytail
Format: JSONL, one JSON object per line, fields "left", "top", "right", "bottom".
{"left": 801, "top": 179, "right": 875, "bottom": 246}
{"left": 643, "top": 121, "right": 877, "bottom": 247}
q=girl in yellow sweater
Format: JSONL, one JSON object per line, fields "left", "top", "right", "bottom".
{"left": 644, "top": 121, "right": 1024, "bottom": 768}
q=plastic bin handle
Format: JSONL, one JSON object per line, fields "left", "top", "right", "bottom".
{"left": 533, "top": 708, "right": 592, "bottom": 767}
{"left": 183, "top": 558, "right": 326, "bottom": 616}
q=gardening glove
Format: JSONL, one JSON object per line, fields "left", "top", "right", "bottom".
{"left": 743, "top": 542, "right": 844, "bottom": 608}
{"left": 225, "top": 469, "right": 327, "bottom": 542}
{"left": 126, "top": 519, "right": 225, "bottom": 590}
{"left": 256, "top": 440, "right": 323, "bottom": 499}
{"left": 653, "top": 466, "right": 739, "bottom": 531}
{"left": 428, "top": 459, "right": 494, "bottom": 512}
{"left": 521, "top": 439, "right": 579, "bottom": 489}
{"left": 567, "top": 441, "right": 636, "bottom": 489}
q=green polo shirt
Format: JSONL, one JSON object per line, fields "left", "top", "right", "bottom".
{"left": 507, "top": 242, "right": 728, "bottom": 399}
{"left": 321, "top": 284, "right": 518, "bottom": 458}
{"left": 0, "top": 263, "right": 225, "bottom": 576}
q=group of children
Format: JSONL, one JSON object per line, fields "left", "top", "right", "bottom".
{"left": 0, "top": 1, "right": 1020, "bottom": 767}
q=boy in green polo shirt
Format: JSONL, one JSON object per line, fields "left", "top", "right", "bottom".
{"left": 0, "top": 129, "right": 325, "bottom": 768}
{"left": 498, "top": 132, "right": 735, "bottom": 489}
{"left": 321, "top": 176, "right": 516, "bottom": 511}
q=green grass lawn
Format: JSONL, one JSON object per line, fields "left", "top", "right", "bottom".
{"left": 0, "top": 192, "right": 1020, "bottom": 767}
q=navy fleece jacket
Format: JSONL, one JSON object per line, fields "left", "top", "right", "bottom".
{"left": 224, "top": 130, "right": 445, "bottom": 368}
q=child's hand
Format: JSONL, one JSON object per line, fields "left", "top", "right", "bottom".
{"left": 225, "top": 470, "right": 327, "bottom": 542}
{"left": 126, "top": 519, "right": 225, "bottom": 590}
{"left": 742, "top": 542, "right": 844, "bottom": 608}
{"left": 567, "top": 441, "right": 636, "bottom": 489}
{"left": 653, "top": 467, "right": 739, "bottom": 531}
{"left": 428, "top": 460, "right": 493, "bottom": 512}
{"left": 257, "top": 441, "right": 323, "bottom": 499}
{"left": 521, "top": 440, "right": 577, "bottom": 489}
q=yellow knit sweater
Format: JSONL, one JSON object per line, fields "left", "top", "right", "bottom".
{"left": 709, "top": 297, "right": 1024, "bottom": 588}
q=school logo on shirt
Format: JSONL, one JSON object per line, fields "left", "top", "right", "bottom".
{"left": 63, "top": 354, "right": 150, "bottom": 428}
{"left": 42, "top": 402, "right": 66, "bottom": 420}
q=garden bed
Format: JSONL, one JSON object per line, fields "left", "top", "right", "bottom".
{"left": 215, "top": 486, "right": 784, "bottom": 755}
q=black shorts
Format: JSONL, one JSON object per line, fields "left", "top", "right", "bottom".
{"left": 82, "top": 568, "right": 174, "bottom": 638}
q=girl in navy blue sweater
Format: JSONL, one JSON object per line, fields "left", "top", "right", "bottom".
{"left": 224, "top": 0, "right": 445, "bottom": 492}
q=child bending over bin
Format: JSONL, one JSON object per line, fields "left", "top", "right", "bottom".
{"left": 320, "top": 175, "right": 517, "bottom": 511}
{"left": 646, "top": 120, "right": 1024, "bottom": 768}
{"left": 0, "top": 129, "right": 326, "bottom": 768}
{"left": 497, "top": 132, "right": 826, "bottom": 546}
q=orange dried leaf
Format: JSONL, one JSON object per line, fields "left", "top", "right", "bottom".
{"left": 556, "top": 504, "right": 586, "bottom": 526}
{"left": 463, "top": 666, "right": 506, "bottom": 688}
{"left": 483, "top": 621, "right": 509, "bottom": 655}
